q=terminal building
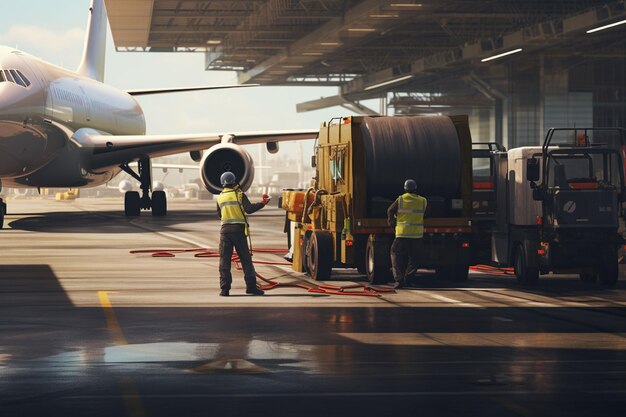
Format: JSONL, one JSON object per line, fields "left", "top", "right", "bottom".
{"left": 105, "top": 0, "right": 626, "bottom": 149}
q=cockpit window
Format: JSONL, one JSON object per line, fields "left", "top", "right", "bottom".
{"left": 0, "top": 68, "right": 31, "bottom": 88}
{"left": 9, "top": 70, "right": 25, "bottom": 87}
{"left": 3, "top": 70, "right": 14, "bottom": 83}
{"left": 16, "top": 70, "right": 31, "bottom": 87}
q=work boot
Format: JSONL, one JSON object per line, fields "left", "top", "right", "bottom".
{"left": 220, "top": 289, "right": 229, "bottom": 297}
{"left": 393, "top": 281, "right": 405, "bottom": 290}
{"left": 246, "top": 287, "right": 265, "bottom": 296}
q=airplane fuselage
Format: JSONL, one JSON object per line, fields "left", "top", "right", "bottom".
{"left": 0, "top": 46, "right": 145, "bottom": 188}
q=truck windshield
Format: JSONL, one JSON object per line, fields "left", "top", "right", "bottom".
{"left": 545, "top": 151, "right": 623, "bottom": 189}
{"left": 472, "top": 156, "right": 493, "bottom": 178}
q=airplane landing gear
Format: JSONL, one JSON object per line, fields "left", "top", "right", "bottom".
{"left": 120, "top": 159, "right": 167, "bottom": 217}
{"left": 0, "top": 198, "right": 6, "bottom": 229}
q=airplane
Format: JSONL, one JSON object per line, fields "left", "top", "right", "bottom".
{"left": 0, "top": 0, "right": 318, "bottom": 228}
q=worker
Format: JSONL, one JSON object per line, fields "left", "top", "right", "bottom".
{"left": 387, "top": 179, "right": 427, "bottom": 289}
{"left": 216, "top": 171, "right": 271, "bottom": 296}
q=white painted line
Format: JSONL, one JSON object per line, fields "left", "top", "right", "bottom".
{"left": 426, "top": 293, "right": 485, "bottom": 309}
{"left": 428, "top": 294, "right": 462, "bottom": 304}
{"left": 493, "top": 316, "right": 513, "bottom": 322}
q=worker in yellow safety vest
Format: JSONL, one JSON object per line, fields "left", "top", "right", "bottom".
{"left": 216, "top": 171, "right": 271, "bottom": 296}
{"left": 387, "top": 179, "right": 427, "bottom": 289}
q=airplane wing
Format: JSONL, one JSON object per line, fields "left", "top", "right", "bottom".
{"left": 71, "top": 128, "right": 319, "bottom": 169}
{"left": 125, "top": 84, "right": 259, "bottom": 96}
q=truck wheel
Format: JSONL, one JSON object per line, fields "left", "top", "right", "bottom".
{"left": 301, "top": 233, "right": 311, "bottom": 274}
{"left": 307, "top": 231, "right": 333, "bottom": 281}
{"left": 514, "top": 244, "right": 539, "bottom": 286}
{"left": 598, "top": 247, "right": 618, "bottom": 287}
{"left": 365, "top": 234, "right": 392, "bottom": 284}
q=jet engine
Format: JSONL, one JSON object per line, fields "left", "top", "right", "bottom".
{"left": 118, "top": 180, "right": 133, "bottom": 193}
{"left": 200, "top": 143, "right": 255, "bottom": 194}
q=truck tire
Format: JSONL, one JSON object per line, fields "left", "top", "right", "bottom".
{"left": 301, "top": 233, "right": 311, "bottom": 274}
{"left": 365, "top": 234, "right": 393, "bottom": 284}
{"left": 598, "top": 247, "right": 618, "bottom": 287}
{"left": 307, "top": 231, "right": 333, "bottom": 281}
{"left": 514, "top": 244, "right": 539, "bottom": 286}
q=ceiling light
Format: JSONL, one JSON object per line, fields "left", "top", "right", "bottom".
{"left": 369, "top": 14, "right": 400, "bottom": 18}
{"left": 282, "top": 65, "right": 304, "bottom": 69}
{"left": 365, "top": 74, "right": 414, "bottom": 90}
{"left": 348, "top": 28, "right": 377, "bottom": 32}
{"left": 586, "top": 19, "right": 626, "bottom": 33}
{"left": 480, "top": 48, "right": 523, "bottom": 62}
{"left": 320, "top": 42, "right": 341, "bottom": 46}
{"left": 206, "top": 39, "right": 221, "bottom": 45}
{"left": 302, "top": 52, "right": 323, "bottom": 56}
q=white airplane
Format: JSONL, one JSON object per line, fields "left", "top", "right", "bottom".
{"left": 0, "top": 0, "right": 317, "bottom": 228}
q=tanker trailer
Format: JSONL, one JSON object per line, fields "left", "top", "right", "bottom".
{"left": 282, "top": 115, "right": 473, "bottom": 284}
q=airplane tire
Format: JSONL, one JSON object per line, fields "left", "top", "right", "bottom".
{"left": 152, "top": 191, "right": 167, "bottom": 217}
{"left": 124, "top": 191, "right": 141, "bottom": 217}
{"left": 0, "top": 200, "right": 5, "bottom": 229}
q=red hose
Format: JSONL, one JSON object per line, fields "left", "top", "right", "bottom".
{"left": 470, "top": 264, "right": 515, "bottom": 276}
{"left": 130, "top": 247, "right": 392, "bottom": 297}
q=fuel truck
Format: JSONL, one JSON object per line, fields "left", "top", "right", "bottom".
{"left": 282, "top": 115, "right": 473, "bottom": 284}
{"left": 491, "top": 127, "right": 625, "bottom": 286}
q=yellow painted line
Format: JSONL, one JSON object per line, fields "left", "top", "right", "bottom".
{"left": 98, "top": 291, "right": 127, "bottom": 346}
{"left": 98, "top": 291, "right": 145, "bottom": 417}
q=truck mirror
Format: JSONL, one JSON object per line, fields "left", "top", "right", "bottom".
{"left": 532, "top": 186, "right": 544, "bottom": 201}
{"left": 311, "top": 155, "right": 317, "bottom": 168}
{"left": 526, "top": 159, "right": 540, "bottom": 182}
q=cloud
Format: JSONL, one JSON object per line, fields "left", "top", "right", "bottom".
{"left": 0, "top": 25, "right": 84, "bottom": 68}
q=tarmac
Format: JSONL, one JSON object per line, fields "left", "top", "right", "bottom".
{"left": 1, "top": 197, "right": 626, "bottom": 416}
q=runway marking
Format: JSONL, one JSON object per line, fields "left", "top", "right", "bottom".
{"left": 98, "top": 291, "right": 127, "bottom": 346}
{"left": 130, "top": 219, "right": 210, "bottom": 249}
{"left": 98, "top": 291, "right": 145, "bottom": 417}
{"left": 339, "top": 332, "right": 626, "bottom": 350}
{"left": 62, "top": 389, "right": 626, "bottom": 399}
{"left": 426, "top": 293, "right": 485, "bottom": 309}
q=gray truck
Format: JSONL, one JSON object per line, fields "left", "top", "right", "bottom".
{"left": 491, "top": 128, "right": 625, "bottom": 286}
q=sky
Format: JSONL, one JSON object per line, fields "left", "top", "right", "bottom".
{"left": 0, "top": 0, "right": 352, "bottom": 136}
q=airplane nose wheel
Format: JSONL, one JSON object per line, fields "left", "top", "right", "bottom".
{"left": 121, "top": 158, "right": 167, "bottom": 217}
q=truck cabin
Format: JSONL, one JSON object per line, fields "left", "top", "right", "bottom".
{"left": 471, "top": 142, "right": 504, "bottom": 219}
{"left": 528, "top": 127, "right": 626, "bottom": 195}
{"left": 538, "top": 149, "right": 624, "bottom": 192}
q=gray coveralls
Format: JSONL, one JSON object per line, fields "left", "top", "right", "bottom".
{"left": 217, "top": 191, "right": 265, "bottom": 291}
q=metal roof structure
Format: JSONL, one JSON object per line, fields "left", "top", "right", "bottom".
{"left": 106, "top": 0, "right": 626, "bottom": 114}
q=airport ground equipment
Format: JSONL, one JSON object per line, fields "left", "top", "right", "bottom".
{"left": 471, "top": 142, "right": 505, "bottom": 264}
{"left": 491, "top": 127, "right": 626, "bottom": 286}
{"left": 282, "top": 115, "right": 473, "bottom": 284}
